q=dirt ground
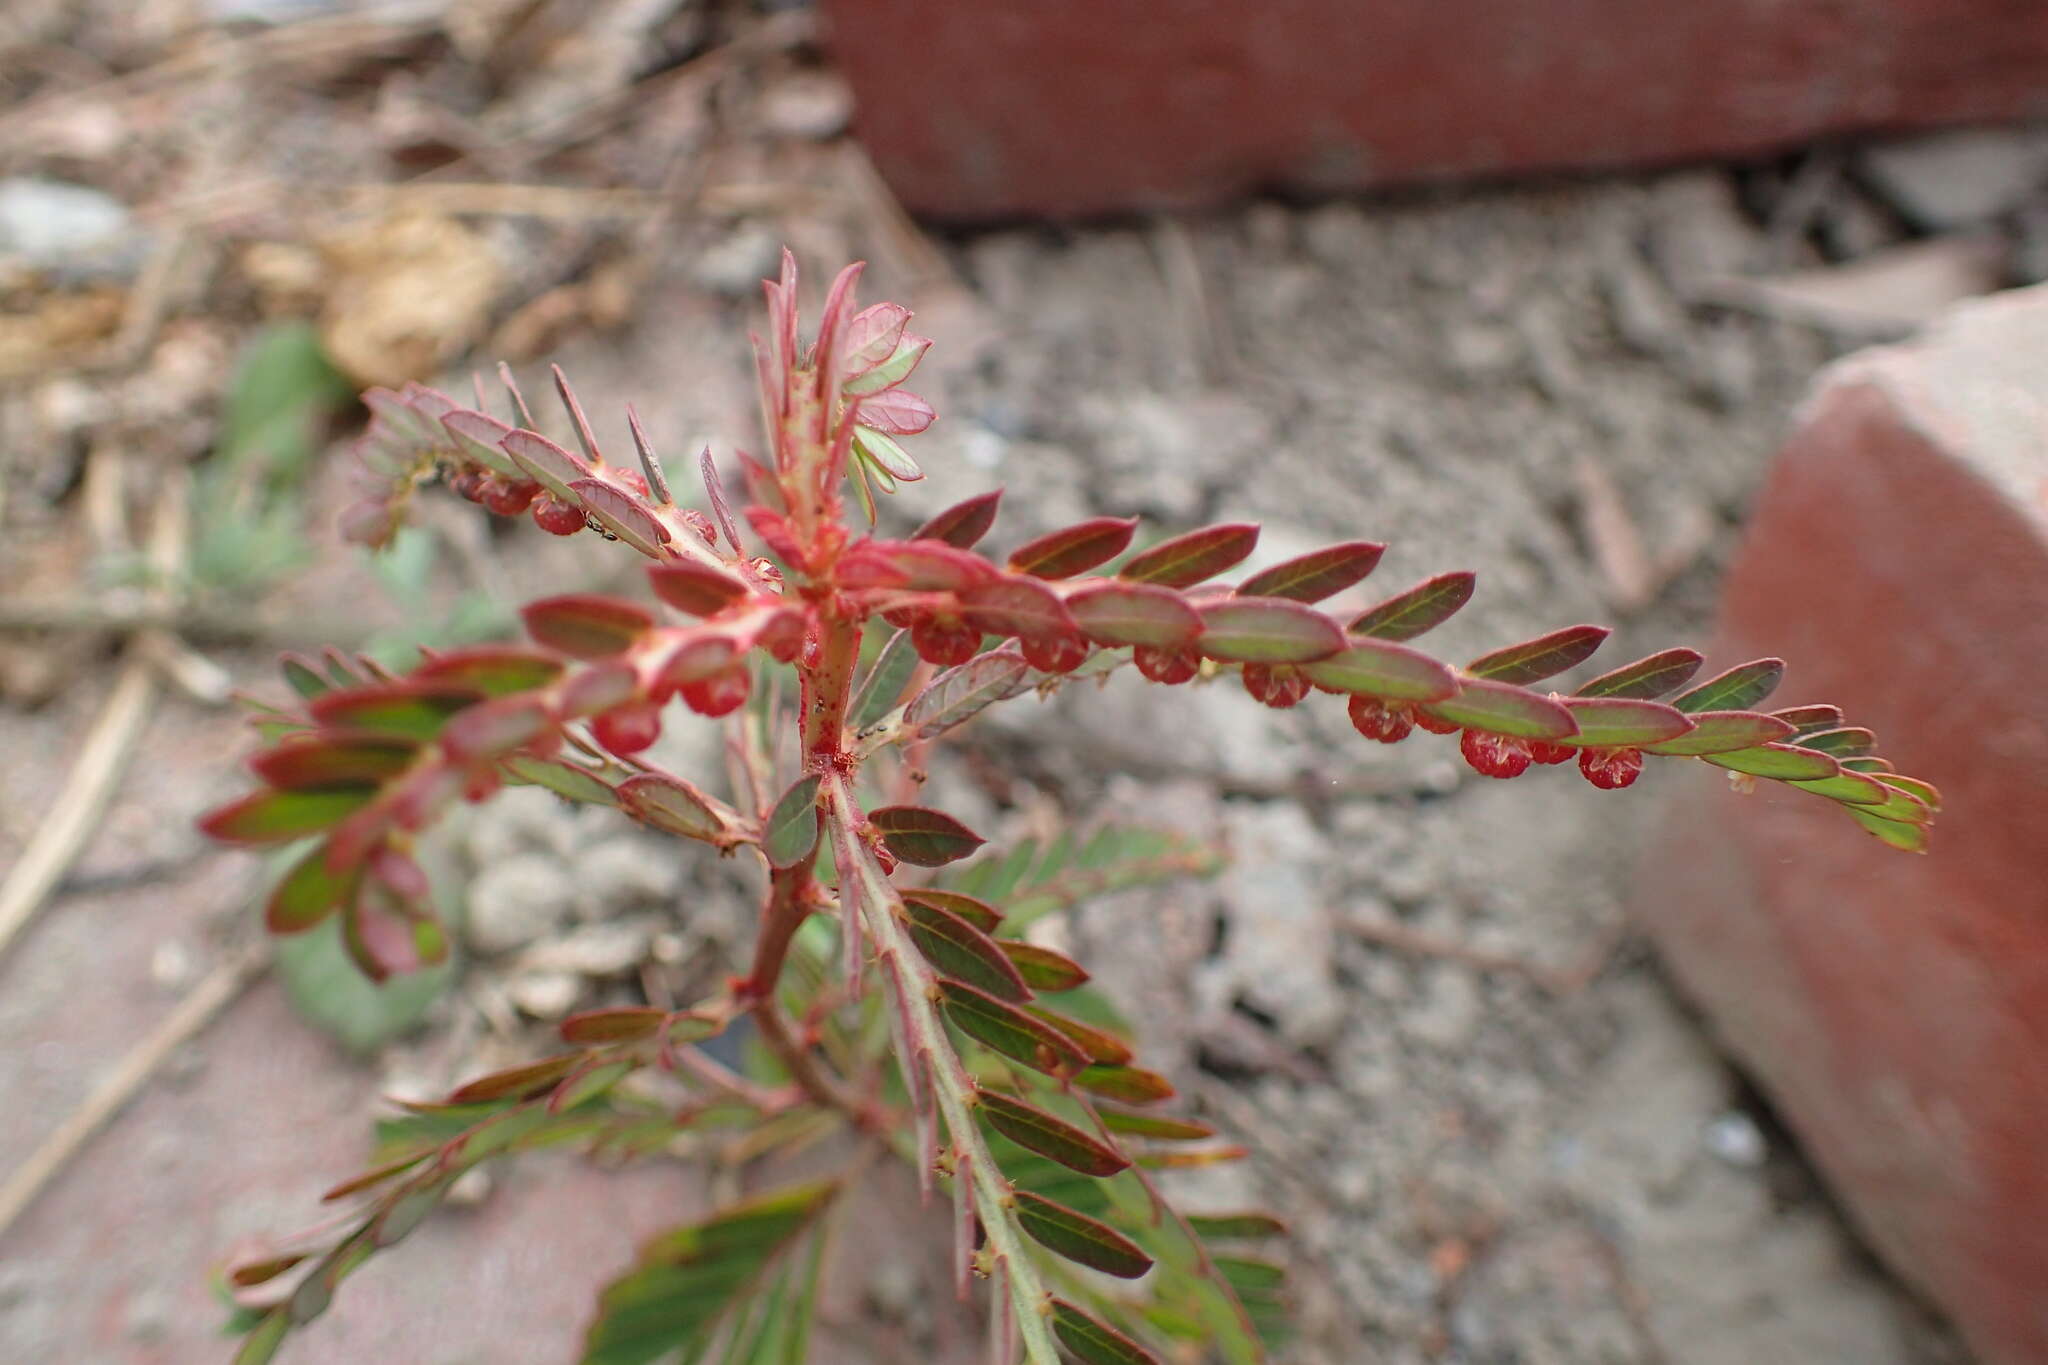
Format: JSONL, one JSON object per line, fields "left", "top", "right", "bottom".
{"left": 3, "top": 4, "right": 2033, "bottom": 1363}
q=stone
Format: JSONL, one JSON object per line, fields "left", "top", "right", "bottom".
{"left": 1639, "top": 284, "right": 2048, "bottom": 1365}
{"left": 822, "top": 2, "right": 2048, "bottom": 221}
{"left": 1196, "top": 802, "right": 1344, "bottom": 1047}
{"left": 0, "top": 177, "right": 142, "bottom": 278}
{"left": 1855, "top": 127, "right": 2048, "bottom": 232}
{"left": 465, "top": 851, "right": 577, "bottom": 955}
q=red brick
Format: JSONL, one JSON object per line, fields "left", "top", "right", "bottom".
{"left": 1640, "top": 286, "right": 2048, "bottom": 1364}
{"left": 821, "top": 0, "right": 2048, "bottom": 221}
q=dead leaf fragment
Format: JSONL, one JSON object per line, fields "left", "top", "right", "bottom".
{"left": 316, "top": 214, "right": 500, "bottom": 387}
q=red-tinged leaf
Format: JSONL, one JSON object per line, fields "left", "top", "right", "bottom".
{"left": 1008, "top": 517, "right": 1139, "bottom": 580}
{"left": 1793, "top": 726, "right": 1876, "bottom": 758}
{"left": 843, "top": 301, "right": 911, "bottom": 375}
{"left": 1013, "top": 1191, "right": 1152, "bottom": 1278}
{"left": 999, "top": 940, "right": 1090, "bottom": 992}
{"left": 568, "top": 478, "right": 669, "bottom": 557}
{"left": 561, "top": 1007, "right": 669, "bottom": 1044}
{"left": 1135, "top": 1145, "right": 1249, "bottom": 1169}
{"left": 447, "top": 1054, "right": 583, "bottom": 1104}
{"left": 1097, "top": 1109, "right": 1216, "bottom": 1141}
{"left": 309, "top": 682, "right": 483, "bottom": 741}
{"left": 1847, "top": 805, "right": 1930, "bottom": 853}
{"left": 201, "top": 787, "right": 379, "bottom": 845}
{"left": 1640, "top": 710, "right": 1796, "bottom": 756}
{"left": 1573, "top": 648, "right": 1704, "bottom": 700}
{"left": 1118, "top": 523, "right": 1259, "bottom": 588}
{"left": 266, "top": 841, "right": 361, "bottom": 933}
{"left": 975, "top": 1090, "right": 1129, "bottom": 1175}
{"left": 870, "top": 805, "right": 985, "bottom": 866}
{"left": 646, "top": 560, "right": 750, "bottom": 617}
{"left": 555, "top": 661, "right": 639, "bottom": 720}
{"left": 1877, "top": 774, "right": 1941, "bottom": 812}
{"left": 904, "top": 650, "right": 1031, "bottom": 738}
{"left": 1196, "top": 596, "right": 1345, "bottom": 663}
{"left": 549, "top": 1058, "right": 636, "bottom": 1113}
{"left": 858, "top": 386, "right": 936, "bottom": 436}
{"left": 1785, "top": 771, "right": 1892, "bottom": 805}
{"left": 653, "top": 633, "right": 738, "bottom": 689}
{"left": 902, "top": 896, "right": 1030, "bottom": 1001}
{"left": 1066, "top": 580, "right": 1203, "bottom": 648}
{"left": 914, "top": 490, "right": 1001, "bottom": 548}
{"left": 319, "top": 1153, "right": 436, "bottom": 1203}
{"left": 901, "top": 887, "right": 1002, "bottom": 933}
{"left": 959, "top": 575, "right": 1077, "bottom": 641}
{"left": 763, "top": 774, "right": 823, "bottom": 870}
{"left": 438, "top": 407, "right": 519, "bottom": 474}
{"left": 1050, "top": 1299, "right": 1161, "bottom": 1365}
{"left": 1466, "top": 625, "right": 1609, "bottom": 684}
{"left": 1420, "top": 679, "right": 1577, "bottom": 740}
{"left": 500, "top": 427, "right": 592, "bottom": 500}
{"left": 838, "top": 538, "right": 994, "bottom": 593}
{"left": 1075, "top": 1064, "right": 1175, "bottom": 1104}
{"left": 1347, "top": 571, "right": 1475, "bottom": 640}
{"left": 1862, "top": 782, "right": 1934, "bottom": 825}
{"left": 414, "top": 646, "right": 565, "bottom": 697}
{"left": 1299, "top": 639, "right": 1458, "bottom": 702}
{"left": 521, "top": 594, "right": 655, "bottom": 660}
{"left": 938, "top": 981, "right": 1088, "bottom": 1075}
{"left": 616, "top": 774, "right": 726, "bottom": 843}
{"left": 1187, "top": 1212, "right": 1289, "bottom": 1241}
{"left": 852, "top": 425, "right": 922, "bottom": 482}
{"left": 252, "top": 735, "right": 418, "bottom": 789}
{"left": 1700, "top": 744, "right": 1840, "bottom": 781}
{"left": 1840, "top": 756, "right": 1895, "bottom": 774}
{"left": 1672, "top": 658, "right": 1786, "bottom": 713}
{"left": 439, "top": 697, "right": 550, "bottom": 762}
{"left": 843, "top": 332, "right": 931, "bottom": 396}
{"left": 1214, "top": 1254, "right": 1286, "bottom": 1294}
{"left": 228, "top": 1252, "right": 311, "bottom": 1290}
{"left": 1238, "top": 540, "right": 1385, "bottom": 602}
{"left": 1558, "top": 697, "right": 1694, "bottom": 748}
{"left": 1028, "top": 1006, "right": 1134, "bottom": 1066}
{"left": 1770, "top": 704, "right": 1844, "bottom": 734}
{"left": 340, "top": 894, "right": 443, "bottom": 983}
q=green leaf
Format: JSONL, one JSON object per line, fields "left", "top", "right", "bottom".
{"left": 939, "top": 981, "right": 1089, "bottom": 1076}
{"left": 1237, "top": 540, "right": 1384, "bottom": 602}
{"left": 233, "top": 1309, "right": 292, "bottom": 1365}
{"left": 1029, "top": 1007, "right": 1134, "bottom": 1066}
{"left": 276, "top": 912, "right": 450, "bottom": 1054}
{"left": 1784, "top": 771, "right": 1891, "bottom": 805}
{"left": 1639, "top": 710, "right": 1794, "bottom": 755}
{"left": 1877, "top": 774, "right": 1941, "bottom": 813}
{"left": 1862, "top": 781, "right": 1934, "bottom": 825}
{"left": 1347, "top": 571, "right": 1474, "bottom": 640}
{"left": 1793, "top": 726, "right": 1876, "bottom": 757}
{"left": 583, "top": 1181, "right": 838, "bottom": 1365}
{"left": 1573, "top": 647, "right": 1705, "bottom": 699}
{"left": 913, "top": 489, "right": 1001, "bottom": 548}
{"left": 850, "top": 628, "right": 919, "bottom": 731}
{"left": 842, "top": 333, "right": 929, "bottom": 396}
{"left": 1299, "top": 639, "right": 1458, "bottom": 701}
{"left": 999, "top": 940, "right": 1090, "bottom": 992}
{"left": 1117, "top": 523, "right": 1259, "bottom": 588}
{"left": 1195, "top": 597, "right": 1345, "bottom": 663}
{"left": 904, "top": 649, "right": 1031, "bottom": 740}
{"left": 899, "top": 895, "right": 1029, "bottom": 1002}
{"left": 1700, "top": 744, "right": 1839, "bottom": 780}
{"left": 869, "top": 805, "right": 986, "bottom": 866}
{"left": 1013, "top": 1191, "right": 1153, "bottom": 1277}
{"left": 281, "top": 655, "right": 333, "bottom": 699}
{"left": 200, "top": 786, "right": 379, "bottom": 845}
{"left": 448, "top": 1053, "right": 584, "bottom": 1104}
{"left": 521, "top": 594, "right": 656, "bottom": 660}
{"left": 308, "top": 682, "right": 483, "bottom": 741}
{"left": 1671, "top": 658, "right": 1786, "bottom": 713}
{"left": 851, "top": 425, "right": 921, "bottom": 483}
{"left": 1771, "top": 704, "right": 1845, "bottom": 734}
{"left": 1846, "top": 805, "right": 1930, "bottom": 853}
{"left": 1212, "top": 1255, "right": 1285, "bottom": 1296}
{"left": 414, "top": 646, "right": 566, "bottom": 696}
{"left": 1066, "top": 580, "right": 1203, "bottom": 648}
{"left": 266, "top": 840, "right": 360, "bottom": 933}
{"left": 1419, "top": 679, "right": 1576, "bottom": 740}
{"left": 1465, "top": 625, "right": 1608, "bottom": 684}
{"left": 1097, "top": 1109, "right": 1216, "bottom": 1141}
{"left": 1008, "top": 517, "right": 1140, "bottom": 579}
{"left": 1557, "top": 697, "right": 1694, "bottom": 748}
{"left": 976, "top": 1090, "right": 1130, "bottom": 1175}
{"left": 900, "top": 887, "right": 1002, "bottom": 932}
{"left": 1051, "top": 1298, "right": 1162, "bottom": 1365}
{"left": 561, "top": 1007, "right": 671, "bottom": 1044}
{"left": 503, "top": 754, "right": 621, "bottom": 806}
{"left": 617, "top": 774, "right": 727, "bottom": 843}
{"left": 1186, "top": 1212, "right": 1288, "bottom": 1241}
{"left": 763, "top": 776, "right": 823, "bottom": 870}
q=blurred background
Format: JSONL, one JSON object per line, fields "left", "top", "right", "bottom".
{"left": 2, "top": 2, "right": 2044, "bottom": 1362}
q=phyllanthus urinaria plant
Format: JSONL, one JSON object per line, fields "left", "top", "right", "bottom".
{"left": 201, "top": 253, "right": 1939, "bottom": 1365}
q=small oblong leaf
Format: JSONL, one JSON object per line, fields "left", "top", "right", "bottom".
{"left": 1097, "top": 1109, "right": 1216, "bottom": 1141}
{"left": 1028, "top": 1006, "right": 1134, "bottom": 1066}
{"left": 939, "top": 981, "right": 1089, "bottom": 1075}
{"left": 1420, "top": 679, "right": 1577, "bottom": 740}
{"left": 1238, "top": 540, "right": 1385, "bottom": 602}
{"left": 1671, "top": 658, "right": 1786, "bottom": 714}
{"left": 1050, "top": 1299, "right": 1161, "bottom": 1365}
{"left": 309, "top": 682, "right": 482, "bottom": 740}
{"left": 266, "top": 841, "right": 362, "bottom": 933}
{"left": 1466, "top": 625, "right": 1609, "bottom": 684}
{"left": 439, "top": 697, "right": 550, "bottom": 762}
{"left": 1187, "top": 1212, "right": 1288, "bottom": 1241}
{"left": 1558, "top": 697, "right": 1694, "bottom": 748}
{"left": 1074, "top": 1064, "right": 1175, "bottom": 1105}
{"left": 568, "top": 478, "right": 670, "bottom": 557}
{"left": 1008, "top": 517, "right": 1139, "bottom": 580}
{"left": 447, "top": 1054, "right": 582, "bottom": 1104}
{"left": 414, "top": 647, "right": 566, "bottom": 697}
{"left": 1195, "top": 597, "right": 1345, "bottom": 663}
{"left": 1877, "top": 774, "right": 1941, "bottom": 813}
{"left": 958, "top": 575, "right": 1077, "bottom": 642}
{"left": 904, "top": 649, "right": 1031, "bottom": 739}
{"left": 561, "top": 1007, "right": 669, "bottom": 1044}
{"left": 763, "top": 775, "right": 823, "bottom": 870}
{"left": 1347, "top": 571, "right": 1474, "bottom": 640}
{"left": 1012, "top": 1191, "right": 1152, "bottom": 1278}
{"left": 521, "top": 594, "right": 656, "bottom": 660}
{"left": 839, "top": 538, "right": 993, "bottom": 593}
{"left": 902, "top": 887, "right": 1003, "bottom": 932}
{"left": 201, "top": 787, "right": 379, "bottom": 845}
{"left": 976, "top": 1090, "right": 1129, "bottom": 1175}
{"left": 851, "top": 628, "right": 920, "bottom": 731}
{"left": 617, "top": 774, "right": 726, "bottom": 843}
{"left": 1847, "top": 806, "right": 1930, "bottom": 853}
{"left": 1771, "top": 704, "right": 1845, "bottom": 734}
{"left": 252, "top": 735, "right": 419, "bottom": 789}
{"left": 913, "top": 490, "right": 1001, "bottom": 548}
{"left": 870, "top": 805, "right": 985, "bottom": 867}
{"left": 903, "top": 897, "right": 1030, "bottom": 1001}
{"left": 1066, "top": 580, "right": 1203, "bottom": 648}
{"left": 1700, "top": 744, "right": 1840, "bottom": 780}
{"left": 646, "top": 560, "right": 750, "bottom": 617}
{"left": 1299, "top": 639, "right": 1458, "bottom": 702}
{"left": 1118, "top": 523, "right": 1259, "bottom": 588}
{"left": 1863, "top": 781, "right": 1935, "bottom": 825}
{"left": 502, "top": 754, "right": 618, "bottom": 806}
{"left": 1785, "top": 771, "right": 1892, "bottom": 805}
{"left": 500, "top": 429, "right": 593, "bottom": 502}
{"left": 999, "top": 940, "right": 1090, "bottom": 992}
{"left": 1793, "top": 726, "right": 1876, "bottom": 758}
{"left": 1573, "top": 647, "right": 1705, "bottom": 699}
{"left": 1640, "top": 710, "right": 1796, "bottom": 756}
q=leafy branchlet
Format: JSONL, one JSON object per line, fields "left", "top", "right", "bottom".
{"left": 203, "top": 253, "right": 1937, "bottom": 1365}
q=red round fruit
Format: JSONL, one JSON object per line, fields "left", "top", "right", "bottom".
{"left": 1415, "top": 710, "right": 1462, "bottom": 735}
{"left": 1527, "top": 740, "right": 1575, "bottom": 765}
{"left": 461, "top": 766, "right": 504, "bottom": 803}
{"left": 1347, "top": 694, "right": 1414, "bottom": 744}
{"left": 531, "top": 495, "right": 586, "bottom": 536}
{"left": 1578, "top": 746, "right": 1644, "bottom": 790}
{"left": 911, "top": 616, "right": 980, "bottom": 667}
{"left": 1242, "top": 663, "right": 1310, "bottom": 709}
{"left": 450, "top": 469, "right": 487, "bottom": 502}
{"left": 593, "top": 700, "right": 662, "bottom": 755}
{"left": 1133, "top": 642, "right": 1200, "bottom": 685}
{"left": 1459, "top": 728, "right": 1532, "bottom": 778}
{"left": 883, "top": 605, "right": 929, "bottom": 630}
{"left": 681, "top": 667, "right": 750, "bottom": 718}
{"left": 610, "top": 468, "right": 650, "bottom": 499}
{"left": 481, "top": 477, "right": 539, "bottom": 516}
{"left": 1022, "top": 632, "right": 1090, "bottom": 674}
